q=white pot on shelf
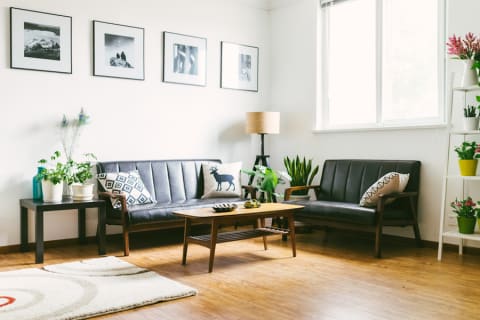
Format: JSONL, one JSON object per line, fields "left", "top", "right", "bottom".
{"left": 463, "top": 117, "right": 479, "bottom": 131}
{"left": 71, "top": 183, "right": 94, "bottom": 201}
{"left": 41, "top": 180, "right": 64, "bottom": 202}
{"left": 461, "top": 59, "right": 479, "bottom": 87}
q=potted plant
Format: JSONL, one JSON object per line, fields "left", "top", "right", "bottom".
{"left": 242, "top": 165, "right": 291, "bottom": 203}
{"left": 68, "top": 153, "right": 97, "bottom": 201}
{"left": 454, "top": 141, "right": 480, "bottom": 176}
{"left": 450, "top": 196, "right": 478, "bottom": 234}
{"left": 283, "top": 156, "right": 319, "bottom": 200}
{"left": 447, "top": 32, "right": 480, "bottom": 87}
{"left": 463, "top": 105, "right": 479, "bottom": 131}
{"left": 37, "top": 151, "right": 67, "bottom": 202}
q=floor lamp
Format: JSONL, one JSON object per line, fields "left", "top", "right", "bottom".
{"left": 245, "top": 112, "right": 280, "bottom": 198}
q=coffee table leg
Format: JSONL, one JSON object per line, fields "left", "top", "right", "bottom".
{"left": 287, "top": 213, "right": 296, "bottom": 257}
{"left": 208, "top": 220, "right": 219, "bottom": 273}
{"left": 259, "top": 217, "right": 267, "bottom": 250}
{"left": 182, "top": 218, "right": 191, "bottom": 266}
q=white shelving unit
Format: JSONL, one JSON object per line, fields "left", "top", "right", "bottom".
{"left": 437, "top": 86, "right": 480, "bottom": 260}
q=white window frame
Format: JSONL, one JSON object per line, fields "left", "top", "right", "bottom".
{"left": 316, "top": 0, "right": 446, "bottom": 132}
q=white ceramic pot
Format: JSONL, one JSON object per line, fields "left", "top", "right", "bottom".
{"left": 461, "top": 59, "right": 478, "bottom": 87}
{"left": 463, "top": 117, "right": 479, "bottom": 131}
{"left": 71, "top": 183, "right": 94, "bottom": 201}
{"left": 41, "top": 180, "right": 64, "bottom": 202}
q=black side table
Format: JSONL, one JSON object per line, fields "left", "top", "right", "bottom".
{"left": 20, "top": 198, "right": 106, "bottom": 264}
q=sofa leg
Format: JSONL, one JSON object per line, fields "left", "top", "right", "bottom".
{"left": 123, "top": 229, "right": 130, "bottom": 256}
{"left": 413, "top": 223, "right": 423, "bottom": 248}
{"left": 374, "top": 226, "right": 382, "bottom": 258}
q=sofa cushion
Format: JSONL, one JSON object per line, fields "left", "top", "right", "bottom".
{"left": 97, "top": 171, "right": 155, "bottom": 209}
{"left": 109, "top": 198, "right": 243, "bottom": 225}
{"left": 359, "top": 172, "right": 410, "bottom": 207}
{"left": 285, "top": 199, "right": 412, "bottom": 225}
{"left": 201, "top": 162, "right": 242, "bottom": 199}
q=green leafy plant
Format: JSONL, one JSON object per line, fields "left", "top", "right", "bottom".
{"left": 67, "top": 153, "right": 97, "bottom": 184}
{"left": 450, "top": 196, "right": 479, "bottom": 218}
{"left": 242, "top": 165, "right": 291, "bottom": 203}
{"left": 283, "top": 156, "right": 320, "bottom": 196}
{"left": 454, "top": 141, "right": 480, "bottom": 159}
{"left": 37, "top": 151, "right": 67, "bottom": 185}
{"left": 464, "top": 105, "right": 478, "bottom": 117}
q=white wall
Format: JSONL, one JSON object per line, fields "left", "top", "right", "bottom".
{"left": 269, "top": 0, "right": 480, "bottom": 243}
{"left": 0, "top": 0, "right": 270, "bottom": 246}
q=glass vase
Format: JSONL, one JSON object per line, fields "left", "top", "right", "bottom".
{"left": 32, "top": 167, "right": 44, "bottom": 201}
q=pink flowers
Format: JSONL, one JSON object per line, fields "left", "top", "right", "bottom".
{"left": 450, "top": 196, "right": 479, "bottom": 218}
{"left": 447, "top": 32, "right": 480, "bottom": 60}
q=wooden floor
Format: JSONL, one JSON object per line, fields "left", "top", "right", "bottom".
{"left": 1, "top": 228, "right": 480, "bottom": 320}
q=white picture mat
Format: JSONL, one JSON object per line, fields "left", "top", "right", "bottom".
{"left": 221, "top": 42, "right": 258, "bottom": 91}
{"left": 11, "top": 8, "right": 72, "bottom": 73}
{"left": 93, "top": 21, "right": 144, "bottom": 80}
{"left": 163, "top": 32, "right": 207, "bottom": 86}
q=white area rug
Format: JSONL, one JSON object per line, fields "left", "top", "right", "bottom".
{"left": 0, "top": 256, "right": 197, "bottom": 320}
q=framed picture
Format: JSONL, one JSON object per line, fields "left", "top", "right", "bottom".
{"left": 93, "top": 20, "right": 144, "bottom": 80}
{"left": 10, "top": 7, "right": 72, "bottom": 74}
{"left": 163, "top": 32, "right": 207, "bottom": 86}
{"left": 220, "top": 41, "right": 258, "bottom": 92}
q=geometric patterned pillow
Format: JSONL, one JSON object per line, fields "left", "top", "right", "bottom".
{"left": 359, "top": 172, "right": 408, "bottom": 207}
{"left": 96, "top": 171, "right": 155, "bottom": 209}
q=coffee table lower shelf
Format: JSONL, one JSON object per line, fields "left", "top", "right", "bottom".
{"left": 189, "top": 227, "right": 289, "bottom": 247}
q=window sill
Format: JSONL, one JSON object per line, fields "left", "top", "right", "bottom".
{"left": 313, "top": 123, "right": 448, "bottom": 134}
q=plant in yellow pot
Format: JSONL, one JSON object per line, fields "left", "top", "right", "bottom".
{"left": 454, "top": 141, "right": 480, "bottom": 176}
{"left": 450, "top": 196, "right": 478, "bottom": 234}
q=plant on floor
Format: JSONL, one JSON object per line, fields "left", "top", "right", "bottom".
{"left": 242, "top": 165, "right": 291, "bottom": 202}
{"left": 283, "top": 155, "right": 319, "bottom": 196}
{"left": 453, "top": 141, "right": 480, "bottom": 159}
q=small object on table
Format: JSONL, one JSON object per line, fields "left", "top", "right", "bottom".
{"left": 244, "top": 199, "right": 261, "bottom": 209}
{"left": 212, "top": 203, "right": 238, "bottom": 212}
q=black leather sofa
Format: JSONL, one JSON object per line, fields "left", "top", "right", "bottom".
{"left": 284, "top": 159, "right": 422, "bottom": 257}
{"left": 96, "top": 159, "right": 253, "bottom": 256}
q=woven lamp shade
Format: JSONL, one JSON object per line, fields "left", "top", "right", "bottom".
{"left": 245, "top": 112, "right": 280, "bottom": 134}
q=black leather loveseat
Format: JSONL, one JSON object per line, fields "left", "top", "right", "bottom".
{"left": 96, "top": 159, "right": 252, "bottom": 256}
{"left": 284, "top": 159, "right": 422, "bottom": 257}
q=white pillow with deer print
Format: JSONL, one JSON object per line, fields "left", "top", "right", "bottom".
{"left": 201, "top": 162, "right": 242, "bottom": 199}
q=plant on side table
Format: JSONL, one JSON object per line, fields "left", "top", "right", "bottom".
{"left": 450, "top": 196, "right": 478, "bottom": 234}
{"left": 283, "top": 155, "right": 319, "bottom": 200}
{"left": 453, "top": 141, "right": 480, "bottom": 176}
{"left": 37, "top": 151, "right": 67, "bottom": 202}
{"left": 67, "top": 153, "right": 97, "bottom": 201}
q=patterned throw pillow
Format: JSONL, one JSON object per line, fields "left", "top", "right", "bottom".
{"left": 201, "top": 162, "right": 242, "bottom": 199}
{"left": 359, "top": 172, "right": 410, "bottom": 207}
{"left": 97, "top": 171, "right": 155, "bottom": 209}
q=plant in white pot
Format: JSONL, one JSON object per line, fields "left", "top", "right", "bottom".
{"left": 37, "top": 151, "right": 67, "bottom": 202}
{"left": 463, "top": 105, "right": 479, "bottom": 131}
{"left": 69, "top": 153, "right": 97, "bottom": 201}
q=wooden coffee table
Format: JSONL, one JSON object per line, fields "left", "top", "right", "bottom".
{"left": 173, "top": 202, "right": 304, "bottom": 272}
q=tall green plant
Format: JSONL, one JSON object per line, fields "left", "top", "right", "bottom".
{"left": 283, "top": 156, "right": 319, "bottom": 196}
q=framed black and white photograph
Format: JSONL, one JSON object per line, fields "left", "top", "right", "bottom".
{"left": 163, "top": 32, "right": 207, "bottom": 86}
{"left": 220, "top": 41, "right": 258, "bottom": 92}
{"left": 10, "top": 7, "right": 72, "bottom": 74}
{"left": 93, "top": 20, "right": 144, "bottom": 80}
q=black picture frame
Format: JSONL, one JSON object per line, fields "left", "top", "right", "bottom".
{"left": 220, "top": 41, "right": 259, "bottom": 92}
{"left": 162, "top": 31, "right": 207, "bottom": 86}
{"left": 10, "top": 7, "right": 72, "bottom": 74}
{"left": 93, "top": 20, "right": 145, "bottom": 80}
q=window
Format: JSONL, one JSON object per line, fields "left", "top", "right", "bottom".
{"left": 318, "top": 0, "right": 444, "bottom": 130}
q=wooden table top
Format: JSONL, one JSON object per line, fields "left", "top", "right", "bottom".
{"left": 173, "top": 202, "right": 304, "bottom": 218}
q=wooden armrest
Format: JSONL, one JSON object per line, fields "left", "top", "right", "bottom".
{"left": 97, "top": 191, "right": 128, "bottom": 213}
{"left": 284, "top": 185, "right": 320, "bottom": 200}
{"left": 241, "top": 185, "right": 258, "bottom": 200}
